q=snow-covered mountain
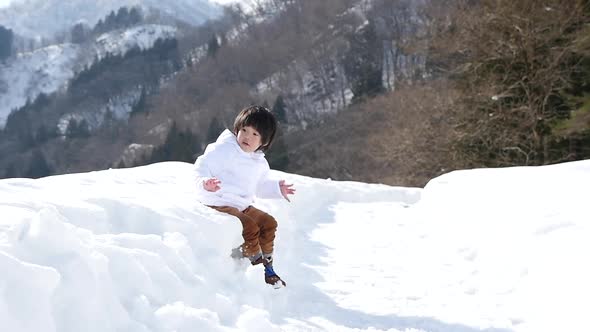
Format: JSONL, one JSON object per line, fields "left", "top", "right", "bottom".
{"left": 0, "top": 0, "right": 430, "bottom": 180}
{"left": 0, "top": 24, "right": 177, "bottom": 128}
{"left": 0, "top": 44, "right": 79, "bottom": 127}
{"left": 0, "top": 0, "right": 222, "bottom": 39}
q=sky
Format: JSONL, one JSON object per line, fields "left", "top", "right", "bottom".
{"left": 0, "top": 0, "right": 11, "bottom": 9}
{"left": 1, "top": 159, "right": 589, "bottom": 331}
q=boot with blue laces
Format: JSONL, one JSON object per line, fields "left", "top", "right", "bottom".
{"left": 262, "top": 255, "right": 286, "bottom": 287}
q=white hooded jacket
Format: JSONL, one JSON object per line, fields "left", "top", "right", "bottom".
{"left": 193, "top": 129, "right": 283, "bottom": 211}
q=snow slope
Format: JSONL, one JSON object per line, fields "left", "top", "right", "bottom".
{"left": 0, "top": 24, "right": 176, "bottom": 128}
{"left": 0, "top": 44, "right": 79, "bottom": 126}
{"left": 0, "top": 160, "right": 589, "bottom": 331}
{"left": 0, "top": 0, "right": 220, "bottom": 39}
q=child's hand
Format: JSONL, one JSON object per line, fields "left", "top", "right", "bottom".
{"left": 279, "top": 180, "right": 295, "bottom": 202}
{"left": 203, "top": 177, "right": 221, "bottom": 192}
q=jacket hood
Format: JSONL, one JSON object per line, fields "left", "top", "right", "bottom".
{"left": 216, "top": 129, "right": 265, "bottom": 158}
{"left": 216, "top": 129, "right": 237, "bottom": 144}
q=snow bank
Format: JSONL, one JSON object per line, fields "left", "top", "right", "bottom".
{"left": 412, "top": 161, "right": 590, "bottom": 331}
{"left": 0, "top": 160, "right": 588, "bottom": 332}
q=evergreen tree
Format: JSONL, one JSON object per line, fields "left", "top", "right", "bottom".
{"left": 146, "top": 122, "right": 202, "bottom": 164}
{"left": 116, "top": 7, "right": 130, "bottom": 27}
{"left": 5, "top": 108, "right": 34, "bottom": 148}
{"left": 172, "top": 127, "right": 199, "bottom": 162}
{"left": 78, "top": 119, "right": 91, "bottom": 138}
{"left": 32, "top": 93, "right": 50, "bottom": 110}
{"left": 342, "top": 20, "right": 383, "bottom": 101}
{"left": 206, "top": 117, "right": 225, "bottom": 143}
{"left": 65, "top": 120, "right": 79, "bottom": 138}
{"left": 207, "top": 34, "right": 220, "bottom": 58}
{"left": 129, "top": 7, "right": 142, "bottom": 25}
{"left": 66, "top": 119, "right": 91, "bottom": 139}
{"left": 3, "top": 163, "right": 18, "bottom": 179}
{"left": 131, "top": 88, "right": 148, "bottom": 116}
{"left": 0, "top": 25, "right": 13, "bottom": 60}
{"left": 106, "top": 10, "right": 117, "bottom": 29}
{"left": 71, "top": 23, "right": 88, "bottom": 44}
{"left": 35, "top": 124, "right": 51, "bottom": 144}
{"left": 267, "top": 128, "right": 289, "bottom": 170}
{"left": 272, "top": 95, "right": 288, "bottom": 124}
{"left": 94, "top": 19, "right": 104, "bottom": 34}
{"left": 26, "top": 150, "right": 53, "bottom": 179}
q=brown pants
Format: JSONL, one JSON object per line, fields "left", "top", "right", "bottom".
{"left": 211, "top": 205, "right": 278, "bottom": 257}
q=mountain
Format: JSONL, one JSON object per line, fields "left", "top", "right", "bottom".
{"left": 0, "top": 160, "right": 588, "bottom": 331}
{"left": 0, "top": 24, "right": 176, "bottom": 128}
{"left": 0, "top": 0, "right": 429, "bottom": 181}
{"left": 0, "top": 0, "right": 222, "bottom": 39}
{"left": 2, "top": 0, "right": 586, "bottom": 188}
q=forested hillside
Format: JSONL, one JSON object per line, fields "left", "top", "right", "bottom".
{"left": 1, "top": 0, "right": 588, "bottom": 186}
{"left": 285, "top": 0, "right": 590, "bottom": 186}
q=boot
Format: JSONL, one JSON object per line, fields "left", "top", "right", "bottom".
{"left": 250, "top": 253, "right": 273, "bottom": 266}
{"left": 263, "top": 261, "right": 286, "bottom": 287}
{"left": 249, "top": 253, "right": 265, "bottom": 265}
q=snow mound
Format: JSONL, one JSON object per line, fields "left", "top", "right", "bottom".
{"left": 1, "top": 160, "right": 589, "bottom": 331}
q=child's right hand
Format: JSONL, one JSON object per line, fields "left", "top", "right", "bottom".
{"left": 203, "top": 177, "right": 221, "bottom": 192}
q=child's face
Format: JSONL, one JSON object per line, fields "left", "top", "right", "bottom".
{"left": 236, "top": 126, "right": 263, "bottom": 153}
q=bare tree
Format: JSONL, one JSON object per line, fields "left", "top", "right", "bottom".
{"left": 426, "top": 0, "right": 590, "bottom": 166}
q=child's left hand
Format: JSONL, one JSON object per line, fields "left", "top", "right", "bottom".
{"left": 279, "top": 180, "right": 295, "bottom": 202}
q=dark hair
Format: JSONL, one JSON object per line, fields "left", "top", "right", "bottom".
{"left": 233, "top": 105, "right": 277, "bottom": 152}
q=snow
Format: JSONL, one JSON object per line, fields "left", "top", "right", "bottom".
{"left": 209, "top": 0, "right": 240, "bottom": 5}
{"left": 0, "top": 0, "right": 219, "bottom": 39}
{"left": 0, "top": 44, "right": 79, "bottom": 127}
{"left": 0, "top": 0, "right": 13, "bottom": 9}
{"left": 0, "top": 24, "right": 176, "bottom": 129}
{"left": 1, "top": 160, "right": 589, "bottom": 332}
{"left": 92, "top": 25, "right": 177, "bottom": 60}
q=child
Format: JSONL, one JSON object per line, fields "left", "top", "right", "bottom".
{"left": 193, "top": 106, "right": 295, "bottom": 287}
